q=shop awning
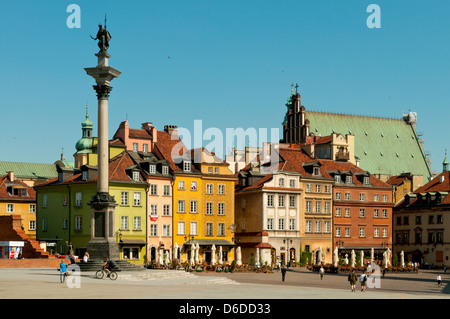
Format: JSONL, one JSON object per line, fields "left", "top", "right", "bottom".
{"left": 119, "top": 239, "right": 146, "bottom": 246}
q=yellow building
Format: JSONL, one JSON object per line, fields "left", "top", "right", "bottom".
{"left": 154, "top": 129, "right": 236, "bottom": 265}
{"left": 386, "top": 173, "right": 423, "bottom": 204}
{"left": 0, "top": 172, "right": 37, "bottom": 239}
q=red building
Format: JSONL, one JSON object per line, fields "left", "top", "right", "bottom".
{"left": 318, "top": 160, "right": 394, "bottom": 263}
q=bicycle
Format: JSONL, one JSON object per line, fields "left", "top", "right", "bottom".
{"left": 95, "top": 266, "right": 118, "bottom": 280}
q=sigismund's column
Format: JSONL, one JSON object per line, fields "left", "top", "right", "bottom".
{"left": 84, "top": 23, "right": 121, "bottom": 261}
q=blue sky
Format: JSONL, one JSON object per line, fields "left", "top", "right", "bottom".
{"left": 1, "top": 1, "right": 449, "bottom": 172}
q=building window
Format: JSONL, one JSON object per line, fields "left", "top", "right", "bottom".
{"left": 336, "top": 193, "right": 342, "bottom": 200}
{"left": 162, "top": 166, "right": 169, "bottom": 175}
{"left": 121, "top": 192, "right": 129, "bottom": 205}
{"left": 313, "top": 167, "right": 320, "bottom": 176}
{"left": 218, "top": 203, "right": 225, "bottom": 215}
{"left": 206, "top": 223, "right": 213, "bottom": 236}
{"left": 208, "top": 167, "right": 213, "bottom": 174}
{"left": 190, "top": 222, "right": 198, "bottom": 235}
{"left": 121, "top": 216, "right": 129, "bottom": 230}
{"left": 29, "top": 204, "right": 36, "bottom": 213}
{"left": 218, "top": 223, "right": 225, "bottom": 236}
{"left": 363, "top": 177, "right": 370, "bottom": 185}
{"left": 7, "top": 204, "right": 14, "bottom": 213}
{"left": 177, "top": 221, "right": 185, "bottom": 235}
{"left": 346, "top": 176, "right": 352, "bottom": 184}
{"left": 163, "top": 204, "right": 170, "bottom": 216}
{"left": 306, "top": 201, "right": 312, "bottom": 213}
{"left": 206, "top": 184, "right": 213, "bottom": 194}
{"left": 163, "top": 185, "right": 170, "bottom": 196}
{"left": 289, "top": 195, "right": 296, "bottom": 208}
{"left": 382, "top": 228, "right": 388, "bottom": 238}
{"left": 42, "top": 218, "right": 47, "bottom": 232}
{"left": 178, "top": 180, "right": 185, "bottom": 190}
{"left": 143, "top": 143, "right": 148, "bottom": 153}
{"left": 324, "top": 221, "right": 331, "bottom": 233}
{"left": 133, "top": 192, "right": 141, "bottom": 206}
{"left": 345, "top": 193, "right": 350, "bottom": 200}
{"left": 374, "top": 228, "right": 380, "bottom": 238}
{"left": 382, "top": 194, "right": 388, "bottom": 202}
{"left": 416, "top": 216, "right": 421, "bottom": 225}
{"left": 306, "top": 184, "right": 312, "bottom": 192}
{"left": 336, "top": 227, "right": 341, "bottom": 237}
{"left": 183, "top": 161, "right": 191, "bottom": 172}
{"left": 382, "top": 209, "right": 388, "bottom": 218}
{"left": 360, "top": 193, "right": 365, "bottom": 201}
{"left": 150, "top": 224, "right": 157, "bottom": 236}
{"left": 345, "top": 228, "right": 350, "bottom": 237}
{"left": 374, "top": 209, "right": 379, "bottom": 218}
{"left": 289, "top": 219, "right": 295, "bottom": 230}
{"left": 150, "top": 204, "right": 158, "bottom": 217}
{"left": 29, "top": 220, "right": 36, "bottom": 231}
{"left": 335, "top": 175, "right": 341, "bottom": 183}
{"left": 279, "top": 178, "right": 285, "bottom": 187}
{"left": 190, "top": 200, "right": 198, "bottom": 213}
{"left": 289, "top": 179, "right": 296, "bottom": 188}
{"left": 359, "top": 208, "right": 365, "bottom": 217}
{"left": 133, "top": 216, "right": 141, "bottom": 230}
{"left": 374, "top": 194, "right": 379, "bottom": 202}
{"left": 178, "top": 200, "right": 185, "bottom": 213}
{"left": 279, "top": 218, "right": 285, "bottom": 230}
{"left": 82, "top": 171, "right": 88, "bottom": 180}
{"left": 267, "top": 195, "right": 274, "bottom": 207}
{"left": 190, "top": 181, "right": 197, "bottom": 191}
{"left": 306, "top": 220, "right": 313, "bottom": 233}
{"left": 75, "top": 192, "right": 82, "bottom": 206}
{"left": 206, "top": 202, "right": 213, "bottom": 215}
{"left": 345, "top": 208, "right": 351, "bottom": 217}
{"left": 133, "top": 171, "right": 140, "bottom": 181}
{"left": 149, "top": 165, "right": 156, "bottom": 174}
{"left": 437, "top": 215, "right": 443, "bottom": 224}
{"left": 75, "top": 216, "right": 82, "bottom": 230}
{"left": 133, "top": 143, "right": 138, "bottom": 152}
{"left": 359, "top": 228, "right": 365, "bottom": 237}
{"left": 163, "top": 224, "right": 170, "bottom": 236}
{"left": 315, "top": 201, "right": 321, "bottom": 213}
{"left": 315, "top": 220, "right": 322, "bottom": 233}
{"left": 267, "top": 218, "right": 274, "bottom": 230}
{"left": 324, "top": 202, "right": 331, "bottom": 214}
{"left": 218, "top": 184, "right": 225, "bottom": 195}
{"left": 315, "top": 184, "right": 321, "bottom": 193}
{"left": 278, "top": 195, "right": 285, "bottom": 207}
{"left": 150, "top": 184, "right": 157, "bottom": 195}
{"left": 42, "top": 194, "right": 48, "bottom": 208}
{"left": 335, "top": 208, "right": 341, "bottom": 217}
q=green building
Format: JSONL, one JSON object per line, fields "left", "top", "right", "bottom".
{"left": 35, "top": 152, "right": 148, "bottom": 264}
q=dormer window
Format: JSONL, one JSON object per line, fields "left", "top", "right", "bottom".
{"left": 149, "top": 165, "right": 156, "bottom": 174}
{"left": 58, "top": 173, "right": 64, "bottom": 182}
{"left": 346, "top": 175, "right": 352, "bottom": 184}
{"left": 82, "top": 171, "right": 88, "bottom": 181}
{"left": 313, "top": 167, "right": 320, "bottom": 176}
{"left": 363, "top": 176, "right": 370, "bottom": 185}
{"left": 183, "top": 161, "right": 191, "bottom": 172}
{"left": 132, "top": 171, "right": 140, "bottom": 181}
{"left": 335, "top": 175, "right": 341, "bottom": 183}
{"left": 162, "top": 166, "right": 169, "bottom": 175}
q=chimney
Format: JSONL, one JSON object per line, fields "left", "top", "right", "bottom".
{"left": 141, "top": 122, "right": 153, "bottom": 131}
{"left": 440, "top": 175, "right": 445, "bottom": 183}
{"left": 8, "top": 171, "right": 14, "bottom": 182}
{"left": 164, "top": 125, "right": 178, "bottom": 135}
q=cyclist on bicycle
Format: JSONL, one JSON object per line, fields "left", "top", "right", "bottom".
{"left": 102, "top": 257, "right": 112, "bottom": 276}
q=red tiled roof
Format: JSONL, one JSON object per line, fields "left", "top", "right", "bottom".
{"left": 129, "top": 128, "right": 152, "bottom": 139}
{"left": 385, "top": 175, "right": 409, "bottom": 186}
{"left": 413, "top": 171, "right": 450, "bottom": 194}
{"left": 0, "top": 174, "right": 36, "bottom": 201}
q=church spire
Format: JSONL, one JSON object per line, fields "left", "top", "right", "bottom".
{"left": 443, "top": 150, "right": 449, "bottom": 172}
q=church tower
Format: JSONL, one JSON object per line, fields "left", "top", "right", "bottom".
{"left": 74, "top": 105, "right": 94, "bottom": 168}
{"left": 281, "top": 83, "right": 309, "bottom": 144}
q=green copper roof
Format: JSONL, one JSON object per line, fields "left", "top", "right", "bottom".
{"left": 305, "top": 111, "right": 432, "bottom": 183}
{"left": 0, "top": 161, "right": 58, "bottom": 180}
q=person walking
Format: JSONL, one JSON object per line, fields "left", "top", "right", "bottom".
{"left": 348, "top": 268, "right": 357, "bottom": 292}
{"left": 319, "top": 265, "right": 324, "bottom": 280}
{"left": 281, "top": 265, "right": 287, "bottom": 282}
{"left": 360, "top": 271, "right": 367, "bottom": 292}
{"left": 59, "top": 260, "right": 67, "bottom": 283}
{"left": 437, "top": 274, "right": 442, "bottom": 286}
{"left": 83, "top": 251, "right": 90, "bottom": 263}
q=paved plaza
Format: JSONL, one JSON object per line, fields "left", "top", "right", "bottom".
{"left": 0, "top": 267, "right": 449, "bottom": 300}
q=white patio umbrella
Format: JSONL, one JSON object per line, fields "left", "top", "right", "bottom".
{"left": 164, "top": 250, "right": 170, "bottom": 266}
{"left": 255, "top": 247, "right": 260, "bottom": 266}
{"left": 333, "top": 247, "right": 339, "bottom": 267}
{"left": 370, "top": 248, "right": 374, "bottom": 264}
{"left": 190, "top": 243, "right": 195, "bottom": 266}
{"left": 195, "top": 243, "right": 200, "bottom": 264}
{"left": 319, "top": 247, "right": 324, "bottom": 265}
{"left": 158, "top": 248, "right": 164, "bottom": 266}
{"left": 386, "top": 248, "right": 391, "bottom": 267}
{"left": 360, "top": 250, "right": 364, "bottom": 267}
{"left": 400, "top": 251, "right": 405, "bottom": 268}
{"left": 351, "top": 250, "right": 356, "bottom": 268}
{"left": 218, "top": 246, "right": 223, "bottom": 265}
{"left": 211, "top": 244, "right": 217, "bottom": 265}
{"left": 236, "top": 246, "right": 242, "bottom": 266}
{"left": 174, "top": 243, "right": 179, "bottom": 262}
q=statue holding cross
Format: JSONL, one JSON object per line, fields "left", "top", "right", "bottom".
{"left": 91, "top": 15, "right": 111, "bottom": 53}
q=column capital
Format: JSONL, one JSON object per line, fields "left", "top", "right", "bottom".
{"left": 93, "top": 84, "right": 113, "bottom": 100}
